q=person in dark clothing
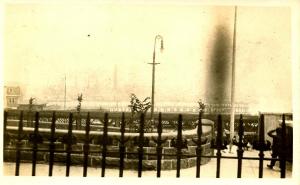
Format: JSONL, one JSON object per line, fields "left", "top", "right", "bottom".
{"left": 267, "top": 128, "right": 282, "bottom": 169}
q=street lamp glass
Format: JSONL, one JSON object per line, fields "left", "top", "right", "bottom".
{"left": 160, "top": 40, "right": 164, "bottom": 52}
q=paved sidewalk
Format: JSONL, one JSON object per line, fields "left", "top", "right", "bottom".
{"left": 3, "top": 147, "right": 292, "bottom": 178}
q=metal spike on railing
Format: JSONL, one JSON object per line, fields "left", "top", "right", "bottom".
{"left": 258, "top": 114, "right": 265, "bottom": 178}
{"left": 119, "top": 112, "right": 126, "bottom": 177}
{"left": 216, "top": 114, "right": 222, "bottom": 178}
{"left": 65, "top": 113, "right": 73, "bottom": 177}
{"left": 31, "top": 112, "right": 40, "bottom": 176}
{"left": 137, "top": 113, "right": 145, "bottom": 177}
{"left": 195, "top": 111, "right": 203, "bottom": 178}
{"left": 280, "top": 114, "right": 286, "bottom": 178}
{"left": 48, "top": 111, "right": 56, "bottom": 176}
{"left": 176, "top": 114, "right": 183, "bottom": 178}
{"left": 237, "top": 114, "right": 244, "bottom": 178}
{"left": 101, "top": 113, "right": 108, "bottom": 177}
{"left": 15, "top": 111, "right": 23, "bottom": 176}
{"left": 156, "top": 112, "right": 163, "bottom": 177}
{"left": 83, "top": 112, "right": 90, "bottom": 177}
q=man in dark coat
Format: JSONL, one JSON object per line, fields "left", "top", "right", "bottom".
{"left": 267, "top": 128, "right": 282, "bottom": 169}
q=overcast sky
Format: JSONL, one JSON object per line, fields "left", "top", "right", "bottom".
{"left": 3, "top": 3, "right": 292, "bottom": 113}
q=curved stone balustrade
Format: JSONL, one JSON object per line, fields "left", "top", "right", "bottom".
{"left": 4, "top": 110, "right": 214, "bottom": 170}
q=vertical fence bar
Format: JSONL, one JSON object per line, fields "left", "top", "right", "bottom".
{"left": 196, "top": 111, "right": 203, "bottom": 178}
{"left": 137, "top": 113, "right": 145, "bottom": 177}
{"left": 3, "top": 111, "right": 8, "bottom": 146}
{"left": 15, "top": 111, "right": 24, "bottom": 176}
{"left": 156, "top": 112, "right": 163, "bottom": 177}
{"left": 83, "top": 112, "right": 91, "bottom": 177}
{"left": 65, "top": 113, "right": 73, "bottom": 177}
{"left": 280, "top": 114, "right": 286, "bottom": 178}
{"left": 176, "top": 114, "right": 183, "bottom": 178}
{"left": 119, "top": 112, "right": 125, "bottom": 177}
{"left": 48, "top": 111, "right": 56, "bottom": 176}
{"left": 101, "top": 113, "right": 108, "bottom": 177}
{"left": 31, "top": 112, "right": 40, "bottom": 176}
{"left": 237, "top": 114, "right": 244, "bottom": 178}
{"left": 258, "top": 114, "right": 265, "bottom": 178}
{"left": 216, "top": 114, "right": 223, "bottom": 178}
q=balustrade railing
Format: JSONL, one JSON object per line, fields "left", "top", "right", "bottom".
{"left": 3, "top": 110, "right": 292, "bottom": 178}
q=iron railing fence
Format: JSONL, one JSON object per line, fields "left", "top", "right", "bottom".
{"left": 3, "top": 110, "right": 292, "bottom": 178}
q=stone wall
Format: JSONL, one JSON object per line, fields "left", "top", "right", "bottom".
{"left": 4, "top": 119, "right": 213, "bottom": 170}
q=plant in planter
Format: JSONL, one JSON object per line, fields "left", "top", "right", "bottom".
{"left": 76, "top": 93, "right": 83, "bottom": 129}
{"left": 128, "top": 93, "right": 152, "bottom": 132}
{"left": 198, "top": 99, "right": 206, "bottom": 113}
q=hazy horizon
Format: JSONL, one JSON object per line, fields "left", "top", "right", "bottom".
{"left": 3, "top": 4, "right": 292, "bottom": 113}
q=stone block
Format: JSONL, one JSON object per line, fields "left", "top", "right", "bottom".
{"left": 90, "top": 156, "right": 101, "bottom": 166}
{"left": 147, "top": 147, "right": 157, "bottom": 160}
{"left": 163, "top": 147, "right": 176, "bottom": 159}
{"left": 107, "top": 146, "right": 120, "bottom": 158}
{"left": 89, "top": 144, "right": 101, "bottom": 154}
{"left": 171, "top": 158, "right": 189, "bottom": 170}
{"left": 143, "top": 160, "right": 156, "bottom": 170}
{"left": 188, "top": 146, "right": 197, "bottom": 155}
{"left": 148, "top": 140, "right": 157, "bottom": 147}
{"left": 72, "top": 144, "right": 83, "bottom": 152}
{"left": 181, "top": 148, "right": 190, "bottom": 159}
{"left": 126, "top": 147, "right": 138, "bottom": 159}
{"left": 69, "top": 154, "right": 84, "bottom": 165}
{"left": 105, "top": 157, "right": 120, "bottom": 167}
{"left": 188, "top": 157, "right": 197, "bottom": 167}
{"left": 161, "top": 160, "right": 172, "bottom": 170}
{"left": 161, "top": 140, "right": 170, "bottom": 147}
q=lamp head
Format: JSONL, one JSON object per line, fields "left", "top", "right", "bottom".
{"left": 160, "top": 39, "right": 164, "bottom": 52}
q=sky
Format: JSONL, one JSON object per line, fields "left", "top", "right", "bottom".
{"left": 3, "top": 3, "right": 292, "bottom": 113}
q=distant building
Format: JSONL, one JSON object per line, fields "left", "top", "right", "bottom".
{"left": 205, "top": 102, "right": 249, "bottom": 114}
{"left": 17, "top": 103, "right": 46, "bottom": 111}
{"left": 4, "top": 86, "right": 22, "bottom": 109}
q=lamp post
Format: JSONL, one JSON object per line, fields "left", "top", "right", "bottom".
{"left": 148, "top": 35, "right": 164, "bottom": 122}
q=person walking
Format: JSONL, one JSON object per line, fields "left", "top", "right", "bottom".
{"left": 267, "top": 127, "right": 282, "bottom": 169}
